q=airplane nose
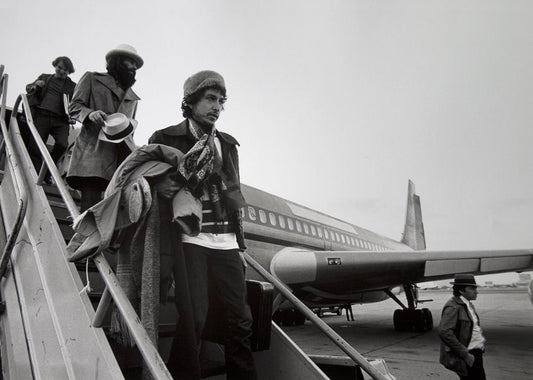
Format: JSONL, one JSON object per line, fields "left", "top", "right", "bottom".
{"left": 270, "top": 248, "right": 317, "bottom": 284}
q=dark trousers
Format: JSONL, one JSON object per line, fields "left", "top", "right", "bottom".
{"left": 169, "top": 243, "right": 256, "bottom": 380}
{"left": 459, "top": 349, "right": 486, "bottom": 380}
{"left": 27, "top": 109, "right": 69, "bottom": 172}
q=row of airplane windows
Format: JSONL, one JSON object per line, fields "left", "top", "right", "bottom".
{"left": 243, "top": 206, "right": 389, "bottom": 251}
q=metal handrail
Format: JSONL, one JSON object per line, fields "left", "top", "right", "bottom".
{"left": 0, "top": 70, "right": 29, "bottom": 278}
{"left": 243, "top": 252, "right": 390, "bottom": 380}
{"left": 9, "top": 92, "right": 172, "bottom": 379}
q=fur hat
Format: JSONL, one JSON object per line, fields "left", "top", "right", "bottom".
{"left": 183, "top": 70, "right": 225, "bottom": 98}
{"left": 450, "top": 273, "right": 478, "bottom": 287}
{"left": 105, "top": 44, "right": 144, "bottom": 68}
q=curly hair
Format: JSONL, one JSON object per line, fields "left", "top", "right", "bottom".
{"left": 181, "top": 85, "right": 227, "bottom": 118}
{"left": 52, "top": 56, "right": 75, "bottom": 74}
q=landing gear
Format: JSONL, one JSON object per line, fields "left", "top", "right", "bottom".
{"left": 386, "top": 284, "right": 434, "bottom": 332}
{"left": 273, "top": 309, "right": 306, "bottom": 326}
{"left": 393, "top": 308, "right": 433, "bottom": 332}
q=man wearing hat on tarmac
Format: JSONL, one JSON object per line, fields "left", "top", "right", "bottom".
{"left": 67, "top": 43, "right": 143, "bottom": 211}
{"left": 149, "top": 70, "right": 256, "bottom": 380}
{"left": 438, "top": 274, "right": 487, "bottom": 380}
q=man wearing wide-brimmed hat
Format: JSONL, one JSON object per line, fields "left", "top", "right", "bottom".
{"left": 149, "top": 70, "right": 256, "bottom": 380}
{"left": 438, "top": 274, "right": 487, "bottom": 380}
{"left": 67, "top": 43, "right": 143, "bottom": 211}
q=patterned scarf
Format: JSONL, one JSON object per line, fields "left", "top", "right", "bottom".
{"left": 178, "top": 122, "right": 227, "bottom": 221}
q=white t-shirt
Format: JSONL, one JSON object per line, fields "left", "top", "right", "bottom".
{"left": 460, "top": 296, "right": 486, "bottom": 350}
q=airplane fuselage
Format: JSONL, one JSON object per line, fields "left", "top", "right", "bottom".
{"left": 240, "top": 183, "right": 408, "bottom": 307}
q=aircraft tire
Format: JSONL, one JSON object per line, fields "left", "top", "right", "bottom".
{"left": 272, "top": 310, "right": 283, "bottom": 325}
{"left": 422, "top": 308, "right": 433, "bottom": 330}
{"left": 413, "top": 309, "right": 432, "bottom": 332}
{"left": 292, "top": 310, "right": 306, "bottom": 325}
{"left": 393, "top": 309, "right": 408, "bottom": 331}
{"left": 282, "top": 309, "right": 295, "bottom": 326}
{"left": 273, "top": 309, "right": 294, "bottom": 326}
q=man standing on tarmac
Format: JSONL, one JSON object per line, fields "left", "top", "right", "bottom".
{"left": 438, "top": 274, "right": 487, "bottom": 380}
{"left": 149, "top": 70, "right": 256, "bottom": 380}
{"left": 67, "top": 44, "right": 143, "bottom": 211}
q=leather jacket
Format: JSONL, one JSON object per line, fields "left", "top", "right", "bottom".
{"left": 149, "top": 119, "right": 247, "bottom": 250}
{"left": 438, "top": 296, "right": 478, "bottom": 376}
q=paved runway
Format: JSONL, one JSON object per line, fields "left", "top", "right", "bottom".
{"left": 281, "top": 288, "right": 533, "bottom": 380}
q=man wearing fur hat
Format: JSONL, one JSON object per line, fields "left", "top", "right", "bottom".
{"left": 438, "top": 274, "right": 487, "bottom": 380}
{"left": 149, "top": 71, "right": 256, "bottom": 379}
{"left": 67, "top": 44, "right": 143, "bottom": 211}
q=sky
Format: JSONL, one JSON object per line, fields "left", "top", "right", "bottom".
{"left": 1, "top": 1, "right": 532, "bottom": 284}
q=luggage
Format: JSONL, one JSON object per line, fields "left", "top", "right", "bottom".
{"left": 246, "top": 279, "right": 274, "bottom": 351}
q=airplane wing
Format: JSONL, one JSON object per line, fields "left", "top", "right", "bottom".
{"left": 270, "top": 247, "right": 533, "bottom": 291}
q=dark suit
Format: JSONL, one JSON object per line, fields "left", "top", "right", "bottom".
{"left": 24, "top": 73, "right": 76, "bottom": 171}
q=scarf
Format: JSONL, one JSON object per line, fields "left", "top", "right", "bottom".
{"left": 110, "top": 190, "right": 160, "bottom": 349}
{"left": 179, "top": 122, "right": 227, "bottom": 221}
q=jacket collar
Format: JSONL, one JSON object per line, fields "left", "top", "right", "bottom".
{"left": 452, "top": 295, "right": 468, "bottom": 306}
{"left": 93, "top": 72, "right": 140, "bottom": 101}
{"left": 160, "top": 119, "right": 239, "bottom": 145}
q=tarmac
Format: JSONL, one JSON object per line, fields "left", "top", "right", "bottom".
{"left": 281, "top": 288, "right": 533, "bottom": 380}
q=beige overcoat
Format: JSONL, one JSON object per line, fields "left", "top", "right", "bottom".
{"left": 67, "top": 71, "right": 140, "bottom": 190}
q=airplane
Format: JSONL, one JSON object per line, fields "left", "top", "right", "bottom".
{"left": 240, "top": 180, "right": 533, "bottom": 331}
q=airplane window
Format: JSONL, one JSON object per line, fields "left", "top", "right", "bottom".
{"left": 310, "top": 225, "right": 316, "bottom": 236}
{"left": 324, "top": 229, "right": 329, "bottom": 239}
{"left": 269, "top": 212, "right": 277, "bottom": 226}
{"left": 259, "top": 210, "right": 267, "bottom": 224}
{"left": 279, "top": 215, "right": 286, "bottom": 229}
{"left": 287, "top": 218, "right": 294, "bottom": 230}
{"left": 295, "top": 220, "right": 302, "bottom": 232}
{"left": 317, "top": 227, "right": 323, "bottom": 238}
{"left": 303, "top": 223, "right": 309, "bottom": 234}
{"left": 248, "top": 207, "right": 256, "bottom": 221}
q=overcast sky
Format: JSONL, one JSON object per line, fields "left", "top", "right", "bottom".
{"left": 2, "top": 1, "right": 532, "bottom": 284}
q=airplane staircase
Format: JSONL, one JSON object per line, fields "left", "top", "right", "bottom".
{"left": 0, "top": 65, "right": 393, "bottom": 380}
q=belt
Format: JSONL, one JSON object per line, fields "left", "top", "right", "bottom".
{"left": 201, "top": 223, "right": 236, "bottom": 234}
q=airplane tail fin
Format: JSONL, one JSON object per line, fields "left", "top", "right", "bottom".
{"left": 401, "top": 180, "right": 426, "bottom": 250}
